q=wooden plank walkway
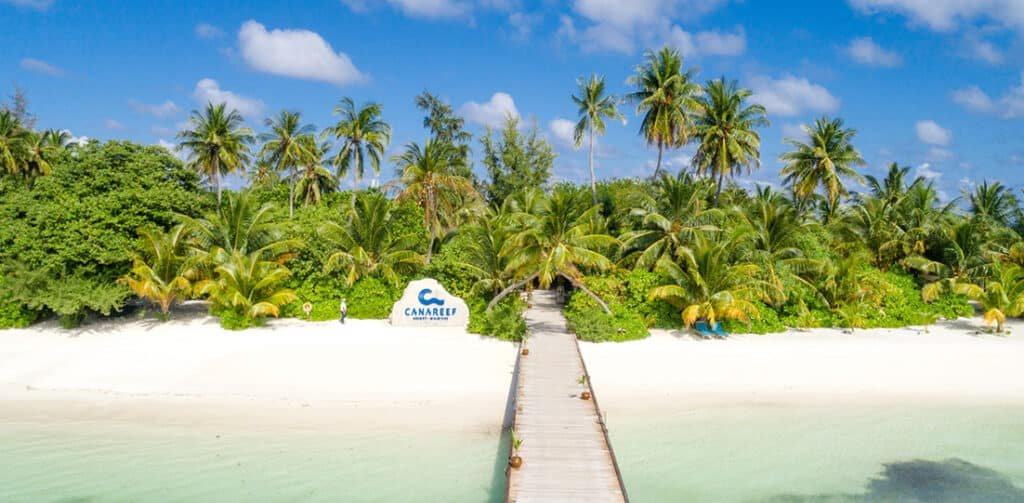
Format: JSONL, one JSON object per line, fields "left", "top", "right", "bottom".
{"left": 507, "top": 290, "right": 628, "bottom": 503}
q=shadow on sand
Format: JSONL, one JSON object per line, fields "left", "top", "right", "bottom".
{"left": 764, "top": 458, "right": 1024, "bottom": 502}
{"left": 484, "top": 344, "right": 521, "bottom": 502}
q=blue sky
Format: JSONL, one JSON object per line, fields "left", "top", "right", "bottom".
{"left": 2, "top": 0, "right": 1022, "bottom": 199}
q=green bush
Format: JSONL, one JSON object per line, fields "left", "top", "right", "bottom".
{"left": 722, "top": 301, "right": 785, "bottom": 334}
{"left": 0, "top": 301, "right": 37, "bottom": 329}
{"left": 468, "top": 297, "right": 526, "bottom": 341}
{"left": 213, "top": 307, "right": 261, "bottom": 330}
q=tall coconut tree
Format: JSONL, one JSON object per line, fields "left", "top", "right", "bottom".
{"left": 865, "top": 162, "right": 913, "bottom": 209}
{"left": 0, "top": 110, "right": 29, "bottom": 176}
{"left": 119, "top": 224, "right": 194, "bottom": 317}
{"left": 294, "top": 134, "right": 336, "bottom": 206}
{"left": 968, "top": 180, "right": 1017, "bottom": 228}
{"left": 780, "top": 116, "right": 866, "bottom": 209}
{"left": 488, "top": 189, "right": 618, "bottom": 313}
{"left": 20, "top": 131, "right": 55, "bottom": 182}
{"left": 328, "top": 97, "right": 391, "bottom": 206}
{"left": 260, "top": 110, "right": 316, "bottom": 218}
{"left": 319, "top": 192, "right": 424, "bottom": 287}
{"left": 42, "top": 129, "right": 73, "bottom": 149}
{"left": 692, "top": 79, "right": 768, "bottom": 199}
{"left": 626, "top": 47, "right": 702, "bottom": 179}
{"left": 392, "top": 138, "right": 477, "bottom": 264}
{"left": 572, "top": 74, "right": 624, "bottom": 204}
{"left": 177, "top": 103, "right": 254, "bottom": 205}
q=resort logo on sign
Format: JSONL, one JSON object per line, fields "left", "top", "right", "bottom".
{"left": 390, "top": 278, "right": 469, "bottom": 328}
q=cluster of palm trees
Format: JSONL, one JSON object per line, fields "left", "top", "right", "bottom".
{"left": 0, "top": 110, "right": 73, "bottom": 183}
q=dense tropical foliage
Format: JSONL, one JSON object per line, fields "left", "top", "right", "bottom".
{"left": 2, "top": 46, "right": 1020, "bottom": 340}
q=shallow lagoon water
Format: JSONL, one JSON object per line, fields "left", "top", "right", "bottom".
{"left": 610, "top": 402, "right": 1024, "bottom": 502}
{"left": 0, "top": 419, "right": 508, "bottom": 502}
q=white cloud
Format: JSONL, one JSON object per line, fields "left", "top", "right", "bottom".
{"left": 915, "top": 120, "right": 952, "bottom": 146}
{"left": 780, "top": 122, "right": 807, "bottom": 139}
{"left": 667, "top": 26, "right": 746, "bottom": 58}
{"left": 343, "top": 0, "right": 512, "bottom": 19}
{"left": 129, "top": 99, "right": 180, "bottom": 118}
{"left": 508, "top": 11, "right": 541, "bottom": 40}
{"left": 963, "top": 38, "right": 1004, "bottom": 65}
{"left": 549, "top": 118, "right": 579, "bottom": 148}
{"left": 915, "top": 162, "right": 941, "bottom": 180}
{"left": 845, "top": 37, "right": 902, "bottom": 67}
{"left": 0, "top": 0, "right": 53, "bottom": 9}
{"left": 460, "top": 92, "right": 519, "bottom": 128}
{"left": 19, "top": 58, "right": 65, "bottom": 77}
{"left": 192, "top": 78, "right": 266, "bottom": 118}
{"left": 952, "top": 74, "right": 1024, "bottom": 119}
{"left": 104, "top": 119, "right": 124, "bottom": 131}
{"left": 195, "top": 23, "right": 223, "bottom": 39}
{"left": 238, "top": 20, "right": 366, "bottom": 86}
{"left": 750, "top": 75, "right": 840, "bottom": 117}
{"left": 563, "top": 0, "right": 732, "bottom": 54}
{"left": 849, "top": 0, "right": 1024, "bottom": 32}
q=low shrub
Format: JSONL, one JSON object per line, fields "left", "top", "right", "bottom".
{"left": 468, "top": 297, "right": 526, "bottom": 342}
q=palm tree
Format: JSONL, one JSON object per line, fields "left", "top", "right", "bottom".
{"left": 488, "top": 189, "right": 618, "bottom": 313}
{"left": 0, "top": 110, "right": 29, "bottom": 176}
{"left": 120, "top": 224, "right": 194, "bottom": 317}
{"left": 294, "top": 134, "right": 336, "bottom": 206}
{"left": 692, "top": 79, "right": 769, "bottom": 199}
{"left": 199, "top": 250, "right": 298, "bottom": 321}
{"left": 745, "top": 187, "right": 819, "bottom": 304}
{"left": 42, "top": 128, "right": 73, "bottom": 149}
{"left": 179, "top": 191, "right": 297, "bottom": 267}
{"left": 904, "top": 220, "right": 991, "bottom": 301}
{"left": 177, "top": 103, "right": 254, "bottom": 205}
{"left": 968, "top": 180, "right": 1017, "bottom": 228}
{"left": 260, "top": 110, "right": 315, "bottom": 218}
{"left": 572, "top": 74, "right": 624, "bottom": 204}
{"left": 780, "top": 116, "right": 866, "bottom": 209}
{"left": 392, "top": 139, "right": 477, "bottom": 264}
{"left": 972, "top": 263, "right": 1024, "bottom": 333}
{"left": 461, "top": 210, "right": 514, "bottom": 297}
{"left": 648, "top": 233, "right": 765, "bottom": 327}
{"left": 626, "top": 47, "right": 702, "bottom": 179}
{"left": 319, "top": 192, "right": 424, "bottom": 287}
{"left": 328, "top": 98, "right": 391, "bottom": 206}
{"left": 619, "top": 171, "right": 720, "bottom": 270}
{"left": 20, "top": 131, "right": 55, "bottom": 182}
{"left": 865, "top": 162, "right": 913, "bottom": 209}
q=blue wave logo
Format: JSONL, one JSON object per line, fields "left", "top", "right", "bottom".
{"left": 418, "top": 288, "right": 445, "bottom": 306}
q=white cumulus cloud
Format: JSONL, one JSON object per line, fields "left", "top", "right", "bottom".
{"left": 845, "top": 37, "right": 902, "bottom": 67}
{"left": 129, "top": 99, "right": 180, "bottom": 118}
{"left": 750, "top": 75, "right": 839, "bottom": 117}
{"left": 952, "top": 74, "right": 1024, "bottom": 119}
{"left": 668, "top": 26, "right": 746, "bottom": 58}
{"left": 963, "top": 37, "right": 1004, "bottom": 65}
{"left": 849, "top": 0, "right": 1024, "bottom": 32}
{"left": 238, "top": 20, "right": 366, "bottom": 86}
{"left": 549, "top": 118, "right": 579, "bottom": 148}
{"left": 460, "top": 92, "right": 520, "bottom": 128}
{"left": 19, "top": 58, "right": 65, "bottom": 77}
{"left": 192, "top": 78, "right": 266, "bottom": 118}
{"left": 915, "top": 120, "right": 952, "bottom": 146}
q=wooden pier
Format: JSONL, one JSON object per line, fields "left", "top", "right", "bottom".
{"left": 506, "top": 290, "right": 628, "bottom": 502}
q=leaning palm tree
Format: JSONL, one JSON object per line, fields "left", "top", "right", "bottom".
{"left": 626, "top": 47, "right": 702, "bottom": 179}
{"left": 0, "top": 110, "right": 29, "bottom": 176}
{"left": 294, "top": 134, "right": 336, "bottom": 206}
{"left": 328, "top": 97, "right": 391, "bottom": 206}
{"left": 488, "top": 189, "right": 618, "bottom": 313}
{"left": 572, "top": 74, "right": 624, "bottom": 204}
{"left": 319, "top": 192, "right": 424, "bottom": 287}
{"left": 780, "top": 116, "right": 866, "bottom": 209}
{"left": 649, "top": 232, "right": 765, "bottom": 327}
{"left": 692, "top": 79, "right": 769, "bottom": 199}
{"left": 392, "top": 138, "right": 477, "bottom": 264}
{"left": 260, "top": 110, "right": 316, "bottom": 218}
{"left": 177, "top": 103, "right": 254, "bottom": 205}
{"left": 119, "top": 224, "right": 194, "bottom": 317}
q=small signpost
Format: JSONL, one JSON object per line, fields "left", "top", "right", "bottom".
{"left": 389, "top": 278, "right": 469, "bottom": 328}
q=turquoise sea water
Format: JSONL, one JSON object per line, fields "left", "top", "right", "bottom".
{"left": 0, "top": 419, "right": 508, "bottom": 502}
{"left": 610, "top": 403, "right": 1024, "bottom": 502}
{"left": 3, "top": 403, "right": 1023, "bottom": 502}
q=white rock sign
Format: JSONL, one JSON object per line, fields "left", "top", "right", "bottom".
{"left": 389, "top": 278, "right": 469, "bottom": 328}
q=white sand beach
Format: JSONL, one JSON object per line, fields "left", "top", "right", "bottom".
{"left": 582, "top": 319, "right": 1024, "bottom": 415}
{"left": 0, "top": 308, "right": 518, "bottom": 434}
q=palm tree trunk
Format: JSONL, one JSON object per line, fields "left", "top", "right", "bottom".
{"left": 560, "top": 273, "right": 611, "bottom": 315}
{"left": 289, "top": 166, "right": 296, "bottom": 219}
{"left": 588, "top": 127, "right": 597, "bottom": 206}
{"left": 213, "top": 156, "right": 222, "bottom": 206}
{"left": 351, "top": 170, "right": 358, "bottom": 208}
{"left": 716, "top": 170, "right": 725, "bottom": 201}
{"left": 652, "top": 142, "right": 664, "bottom": 180}
{"left": 487, "top": 272, "right": 540, "bottom": 311}
{"left": 425, "top": 185, "right": 435, "bottom": 265}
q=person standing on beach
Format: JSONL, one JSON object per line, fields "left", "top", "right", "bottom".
{"left": 339, "top": 298, "right": 348, "bottom": 324}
